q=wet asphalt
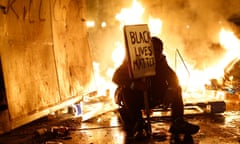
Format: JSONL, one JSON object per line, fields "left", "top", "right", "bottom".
{"left": 0, "top": 94, "right": 240, "bottom": 144}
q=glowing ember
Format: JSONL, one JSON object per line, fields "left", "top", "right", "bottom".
{"left": 86, "top": 21, "right": 95, "bottom": 27}
{"left": 101, "top": 22, "right": 107, "bottom": 28}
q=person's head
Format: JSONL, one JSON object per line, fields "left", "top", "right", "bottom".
{"left": 151, "top": 37, "right": 163, "bottom": 56}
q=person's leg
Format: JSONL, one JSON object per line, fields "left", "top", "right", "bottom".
{"left": 169, "top": 87, "right": 200, "bottom": 135}
{"left": 118, "top": 107, "right": 133, "bottom": 132}
{"left": 122, "top": 91, "right": 147, "bottom": 139}
{"left": 171, "top": 87, "right": 184, "bottom": 119}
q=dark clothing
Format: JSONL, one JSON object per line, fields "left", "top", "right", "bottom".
{"left": 149, "top": 55, "right": 184, "bottom": 119}
{"left": 113, "top": 37, "right": 199, "bottom": 138}
{"left": 150, "top": 55, "right": 180, "bottom": 98}
{"left": 113, "top": 56, "right": 183, "bottom": 117}
{"left": 112, "top": 55, "right": 184, "bottom": 134}
{"left": 112, "top": 61, "right": 145, "bottom": 133}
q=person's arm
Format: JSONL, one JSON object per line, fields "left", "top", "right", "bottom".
{"left": 112, "top": 63, "right": 147, "bottom": 90}
{"left": 112, "top": 64, "right": 132, "bottom": 88}
{"left": 158, "top": 56, "right": 180, "bottom": 88}
{"left": 165, "top": 66, "right": 180, "bottom": 88}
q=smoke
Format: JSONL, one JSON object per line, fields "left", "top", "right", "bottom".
{"left": 142, "top": 0, "right": 240, "bottom": 70}
{"left": 86, "top": 0, "right": 240, "bottom": 72}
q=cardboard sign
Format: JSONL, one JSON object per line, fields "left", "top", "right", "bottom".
{"left": 124, "top": 24, "right": 156, "bottom": 79}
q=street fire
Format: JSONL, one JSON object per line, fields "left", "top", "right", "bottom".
{"left": 87, "top": 0, "right": 240, "bottom": 103}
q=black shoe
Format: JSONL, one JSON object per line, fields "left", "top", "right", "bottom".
{"left": 170, "top": 134, "right": 182, "bottom": 144}
{"left": 170, "top": 134, "right": 194, "bottom": 144}
{"left": 169, "top": 118, "right": 199, "bottom": 135}
{"left": 183, "top": 135, "right": 194, "bottom": 144}
{"left": 134, "top": 129, "right": 149, "bottom": 141}
{"left": 125, "top": 131, "right": 134, "bottom": 144}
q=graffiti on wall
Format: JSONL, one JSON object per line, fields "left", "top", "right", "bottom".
{"left": 0, "top": 0, "right": 84, "bottom": 23}
{"left": 0, "top": 0, "right": 46, "bottom": 23}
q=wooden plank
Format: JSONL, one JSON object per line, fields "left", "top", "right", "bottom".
{"left": 0, "top": 0, "right": 95, "bottom": 133}
{"left": 11, "top": 95, "right": 83, "bottom": 130}
{"left": 51, "top": 0, "right": 95, "bottom": 99}
{"left": 1, "top": 0, "right": 60, "bottom": 120}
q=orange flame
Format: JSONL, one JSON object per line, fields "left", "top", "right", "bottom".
{"left": 91, "top": 0, "right": 240, "bottom": 102}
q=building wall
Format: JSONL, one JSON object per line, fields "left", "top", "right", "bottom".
{"left": 0, "top": 0, "right": 94, "bottom": 133}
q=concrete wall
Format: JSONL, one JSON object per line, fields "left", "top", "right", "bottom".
{"left": 0, "top": 0, "right": 94, "bottom": 133}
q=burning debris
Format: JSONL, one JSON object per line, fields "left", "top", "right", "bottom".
{"left": 84, "top": 0, "right": 240, "bottom": 118}
{"left": 205, "top": 57, "right": 240, "bottom": 94}
{"left": 86, "top": 0, "right": 240, "bottom": 89}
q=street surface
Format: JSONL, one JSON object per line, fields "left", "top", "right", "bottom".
{"left": 0, "top": 93, "right": 240, "bottom": 144}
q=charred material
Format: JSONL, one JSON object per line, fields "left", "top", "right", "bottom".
{"left": 205, "top": 57, "right": 240, "bottom": 94}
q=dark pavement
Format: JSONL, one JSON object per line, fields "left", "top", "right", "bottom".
{"left": 0, "top": 93, "right": 240, "bottom": 144}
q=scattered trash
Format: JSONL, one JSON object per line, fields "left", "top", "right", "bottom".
{"left": 48, "top": 112, "right": 56, "bottom": 120}
{"left": 35, "top": 128, "right": 48, "bottom": 136}
{"left": 33, "top": 128, "right": 54, "bottom": 144}
{"left": 45, "top": 141, "right": 63, "bottom": 144}
{"left": 50, "top": 126, "right": 69, "bottom": 137}
{"left": 152, "top": 128, "right": 168, "bottom": 141}
{"left": 68, "top": 102, "right": 82, "bottom": 117}
{"left": 33, "top": 126, "right": 70, "bottom": 144}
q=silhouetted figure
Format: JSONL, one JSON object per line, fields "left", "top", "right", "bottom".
{"left": 112, "top": 37, "right": 199, "bottom": 142}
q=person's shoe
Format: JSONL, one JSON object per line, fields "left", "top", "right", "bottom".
{"left": 170, "top": 134, "right": 182, "bottom": 144}
{"left": 169, "top": 118, "right": 200, "bottom": 135}
{"left": 134, "top": 129, "right": 149, "bottom": 141}
{"left": 183, "top": 135, "right": 194, "bottom": 144}
{"left": 125, "top": 131, "right": 134, "bottom": 143}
